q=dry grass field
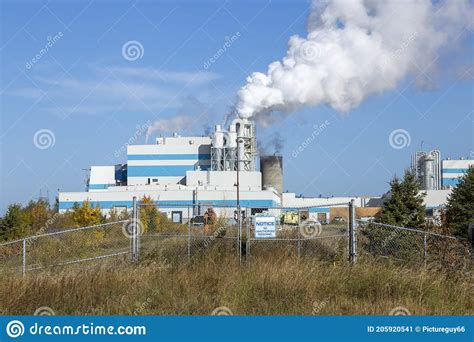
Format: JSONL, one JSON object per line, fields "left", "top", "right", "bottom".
{"left": 0, "top": 252, "right": 472, "bottom": 316}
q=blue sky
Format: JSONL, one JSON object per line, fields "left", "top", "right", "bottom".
{"left": 1, "top": 0, "right": 473, "bottom": 213}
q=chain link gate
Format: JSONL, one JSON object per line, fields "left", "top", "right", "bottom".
{"left": 135, "top": 199, "right": 240, "bottom": 265}
{"left": 245, "top": 203, "right": 351, "bottom": 263}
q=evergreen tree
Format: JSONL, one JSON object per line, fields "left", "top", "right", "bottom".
{"left": 445, "top": 166, "right": 474, "bottom": 238}
{"left": 377, "top": 169, "right": 426, "bottom": 228}
{"left": 0, "top": 204, "right": 30, "bottom": 240}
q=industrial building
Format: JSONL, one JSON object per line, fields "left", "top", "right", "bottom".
{"left": 412, "top": 150, "right": 473, "bottom": 190}
{"left": 60, "top": 119, "right": 278, "bottom": 221}
{"left": 58, "top": 118, "right": 382, "bottom": 222}
{"left": 410, "top": 151, "right": 473, "bottom": 219}
{"left": 58, "top": 120, "right": 473, "bottom": 224}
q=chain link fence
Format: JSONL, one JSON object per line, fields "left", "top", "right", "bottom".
{"left": 137, "top": 203, "right": 240, "bottom": 265}
{"left": 357, "top": 221, "right": 472, "bottom": 269}
{"left": 0, "top": 221, "right": 130, "bottom": 275}
{"left": 245, "top": 204, "right": 349, "bottom": 262}
{"left": 1, "top": 198, "right": 471, "bottom": 275}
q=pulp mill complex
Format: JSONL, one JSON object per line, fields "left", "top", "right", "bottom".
{"left": 58, "top": 118, "right": 473, "bottom": 222}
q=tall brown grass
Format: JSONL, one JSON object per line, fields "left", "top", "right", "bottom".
{"left": 0, "top": 253, "right": 472, "bottom": 315}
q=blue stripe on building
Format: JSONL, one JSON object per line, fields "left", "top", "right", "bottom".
{"left": 442, "top": 168, "right": 468, "bottom": 174}
{"left": 442, "top": 178, "right": 461, "bottom": 187}
{"left": 88, "top": 184, "right": 111, "bottom": 190}
{"left": 59, "top": 200, "right": 278, "bottom": 210}
{"left": 127, "top": 165, "right": 210, "bottom": 177}
{"left": 128, "top": 154, "right": 211, "bottom": 160}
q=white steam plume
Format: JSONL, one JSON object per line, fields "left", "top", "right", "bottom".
{"left": 145, "top": 115, "right": 196, "bottom": 142}
{"left": 236, "top": 0, "right": 473, "bottom": 119}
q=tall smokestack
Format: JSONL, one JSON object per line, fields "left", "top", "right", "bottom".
{"left": 260, "top": 155, "right": 283, "bottom": 194}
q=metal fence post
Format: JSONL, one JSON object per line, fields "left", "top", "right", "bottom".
{"left": 423, "top": 232, "right": 427, "bottom": 263}
{"left": 187, "top": 205, "right": 191, "bottom": 262}
{"left": 348, "top": 200, "right": 357, "bottom": 264}
{"left": 22, "top": 238, "right": 26, "bottom": 276}
{"left": 297, "top": 210, "right": 301, "bottom": 258}
{"left": 136, "top": 202, "right": 140, "bottom": 261}
{"left": 132, "top": 196, "right": 138, "bottom": 262}
{"left": 246, "top": 208, "right": 251, "bottom": 264}
{"left": 238, "top": 205, "right": 242, "bottom": 264}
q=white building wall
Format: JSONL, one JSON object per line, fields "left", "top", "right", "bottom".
{"left": 59, "top": 187, "right": 280, "bottom": 218}
{"left": 422, "top": 189, "right": 452, "bottom": 209}
{"left": 441, "top": 159, "right": 473, "bottom": 188}
{"left": 186, "top": 170, "right": 261, "bottom": 189}
{"left": 127, "top": 136, "right": 212, "bottom": 186}
{"left": 88, "top": 166, "right": 116, "bottom": 191}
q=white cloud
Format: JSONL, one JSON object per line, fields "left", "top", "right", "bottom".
{"left": 103, "top": 66, "right": 221, "bottom": 85}
{"left": 7, "top": 66, "right": 221, "bottom": 116}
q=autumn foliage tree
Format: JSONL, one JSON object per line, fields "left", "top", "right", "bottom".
{"left": 139, "top": 195, "right": 161, "bottom": 233}
{"left": 71, "top": 200, "right": 105, "bottom": 227}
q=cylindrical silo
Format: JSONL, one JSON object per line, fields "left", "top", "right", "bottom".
{"left": 423, "top": 155, "right": 435, "bottom": 190}
{"left": 260, "top": 155, "right": 283, "bottom": 194}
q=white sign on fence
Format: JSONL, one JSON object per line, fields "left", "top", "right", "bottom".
{"left": 255, "top": 216, "right": 276, "bottom": 238}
